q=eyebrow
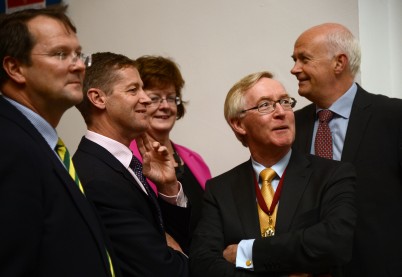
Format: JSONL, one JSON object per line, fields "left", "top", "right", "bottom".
{"left": 257, "top": 94, "right": 289, "bottom": 101}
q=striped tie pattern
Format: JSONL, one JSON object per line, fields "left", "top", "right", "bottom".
{"left": 55, "top": 137, "right": 115, "bottom": 277}
{"left": 55, "top": 138, "right": 85, "bottom": 194}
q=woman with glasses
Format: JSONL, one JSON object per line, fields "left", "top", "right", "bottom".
{"left": 129, "top": 55, "right": 211, "bottom": 254}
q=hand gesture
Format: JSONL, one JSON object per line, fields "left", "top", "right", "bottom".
{"left": 136, "top": 134, "right": 179, "bottom": 195}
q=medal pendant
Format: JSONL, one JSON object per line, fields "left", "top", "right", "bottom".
{"left": 262, "top": 226, "right": 275, "bottom": 237}
{"left": 262, "top": 216, "right": 275, "bottom": 237}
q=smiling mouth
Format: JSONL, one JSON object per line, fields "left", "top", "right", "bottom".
{"left": 154, "top": 115, "right": 170, "bottom": 119}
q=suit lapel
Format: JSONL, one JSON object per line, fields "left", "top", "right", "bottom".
{"left": 275, "top": 150, "right": 311, "bottom": 233}
{"left": 295, "top": 104, "right": 316, "bottom": 153}
{"left": 79, "top": 137, "right": 142, "bottom": 190}
{"left": 342, "top": 86, "right": 372, "bottom": 162}
{"left": 231, "top": 160, "right": 261, "bottom": 238}
{"left": 0, "top": 98, "right": 111, "bottom": 275}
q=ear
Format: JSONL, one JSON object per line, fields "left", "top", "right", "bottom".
{"left": 333, "top": 53, "right": 348, "bottom": 74}
{"left": 87, "top": 88, "right": 107, "bottom": 109}
{"left": 229, "top": 117, "right": 247, "bottom": 136}
{"left": 2, "top": 56, "right": 26, "bottom": 84}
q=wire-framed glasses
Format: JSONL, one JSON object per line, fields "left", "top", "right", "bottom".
{"left": 32, "top": 51, "right": 92, "bottom": 67}
{"left": 241, "top": 97, "right": 297, "bottom": 114}
{"left": 149, "top": 95, "right": 182, "bottom": 106}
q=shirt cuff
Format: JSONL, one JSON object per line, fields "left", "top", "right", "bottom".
{"left": 158, "top": 181, "right": 188, "bottom": 207}
{"left": 236, "top": 239, "right": 255, "bottom": 270}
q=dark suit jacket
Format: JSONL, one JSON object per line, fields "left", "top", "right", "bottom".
{"left": 0, "top": 97, "right": 116, "bottom": 277}
{"left": 293, "top": 84, "right": 402, "bottom": 277}
{"left": 73, "top": 137, "right": 189, "bottom": 277}
{"left": 190, "top": 149, "right": 356, "bottom": 277}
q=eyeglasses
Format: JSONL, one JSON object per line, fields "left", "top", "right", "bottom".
{"left": 241, "top": 97, "right": 297, "bottom": 114}
{"left": 149, "top": 95, "right": 182, "bottom": 106}
{"left": 32, "top": 51, "right": 92, "bottom": 67}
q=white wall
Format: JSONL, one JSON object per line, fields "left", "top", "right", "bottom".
{"left": 59, "top": 0, "right": 360, "bottom": 177}
{"left": 358, "top": 0, "right": 402, "bottom": 98}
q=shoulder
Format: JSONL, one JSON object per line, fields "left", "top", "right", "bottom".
{"left": 299, "top": 152, "right": 356, "bottom": 179}
{"left": 174, "top": 142, "right": 209, "bottom": 165}
{"left": 356, "top": 85, "right": 402, "bottom": 109}
{"left": 294, "top": 103, "right": 315, "bottom": 118}
{"left": 174, "top": 143, "right": 201, "bottom": 157}
{"left": 206, "top": 160, "right": 251, "bottom": 188}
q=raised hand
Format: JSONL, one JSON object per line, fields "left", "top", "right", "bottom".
{"left": 136, "top": 134, "right": 179, "bottom": 195}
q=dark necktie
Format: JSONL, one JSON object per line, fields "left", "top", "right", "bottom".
{"left": 130, "top": 156, "right": 164, "bottom": 233}
{"left": 315, "top": 110, "right": 334, "bottom": 159}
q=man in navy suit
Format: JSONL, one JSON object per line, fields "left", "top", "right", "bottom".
{"left": 190, "top": 71, "right": 356, "bottom": 276}
{"left": 291, "top": 23, "right": 402, "bottom": 277}
{"left": 73, "top": 52, "right": 189, "bottom": 276}
{"left": 0, "top": 6, "right": 117, "bottom": 277}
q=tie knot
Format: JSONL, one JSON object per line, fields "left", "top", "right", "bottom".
{"left": 260, "top": 168, "right": 276, "bottom": 183}
{"left": 318, "top": 110, "right": 334, "bottom": 123}
{"left": 55, "top": 137, "right": 68, "bottom": 159}
{"left": 56, "top": 137, "right": 66, "bottom": 149}
{"left": 130, "top": 156, "right": 142, "bottom": 171}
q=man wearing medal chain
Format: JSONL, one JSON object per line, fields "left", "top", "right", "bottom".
{"left": 189, "top": 71, "right": 356, "bottom": 276}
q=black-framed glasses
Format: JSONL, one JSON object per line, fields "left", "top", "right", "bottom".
{"left": 149, "top": 95, "right": 181, "bottom": 106}
{"left": 32, "top": 51, "right": 92, "bottom": 67}
{"left": 241, "top": 97, "right": 297, "bottom": 114}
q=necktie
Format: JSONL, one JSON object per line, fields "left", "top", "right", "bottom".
{"left": 315, "top": 110, "right": 334, "bottom": 159}
{"left": 129, "top": 156, "right": 165, "bottom": 233}
{"left": 258, "top": 168, "right": 277, "bottom": 237}
{"left": 55, "top": 138, "right": 115, "bottom": 277}
{"left": 55, "top": 137, "right": 85, "bottom": 194}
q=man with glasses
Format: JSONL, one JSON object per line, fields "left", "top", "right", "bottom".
{"left": 0, "top": 6, "right": 118, "bottom": 277}
{"left": 74, "top": 52, "right": 189, "bottom": 277}
{"left": 190, "top": 71, "right": 356, "bottom": 276}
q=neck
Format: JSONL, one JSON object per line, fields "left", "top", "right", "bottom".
{"left": 250, "top": 146, "right": 290, "bottom": 168}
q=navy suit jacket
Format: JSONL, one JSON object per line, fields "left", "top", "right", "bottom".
{"left": 0, "top": 97, "right": 116, "bottom": 277}
{"left": 294, "top": 84, "right": 402, "bottom": 277}
{"left": 190, "top": 149, "right": 356, "bottom": 276}
{"left": 73, "top": 137, "right": 189, "bottom": 277}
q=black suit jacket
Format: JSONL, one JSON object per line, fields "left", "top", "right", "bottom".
{"left": 190, "top": 149, "right": 356, "bottom": 277}
{"left": 73, "top": 137, "right": 189, "bottom": 277}
{"left": 294, "top": 84, "right": 402, "bottom": 277}
{"left": 0, "top": 97, "right": 116, "bottom": 277}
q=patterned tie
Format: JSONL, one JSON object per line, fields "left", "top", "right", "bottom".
{"left": 130, "top": 156, "right": 165, "bottom": 233}
{"left": 315, "top": 110, "right": 334, "bottom": 159}
{"left": 258, "top": 168, "right": 277, "bottom": 237}
{"left": 55, "top": 138, "right": 85, "bottom": 194}
{"left": 55, "top": 138, "right": 115, "bottom": 277}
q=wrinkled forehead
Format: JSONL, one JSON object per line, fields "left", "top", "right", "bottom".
{"left": 245, "top": 78, "right": 287, "bottom": 101}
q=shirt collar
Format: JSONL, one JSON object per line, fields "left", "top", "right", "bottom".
{"left": 316, "top": 83, "right": 357, "bottom": 119}
{"left": 3, "top": 95, "right": 58, "bottom": 149}
{"left": 251, "top": 149, "right": 292, "bottom": 181}
{"left": 85, "top": 130, "right": 133, "bottom": 169}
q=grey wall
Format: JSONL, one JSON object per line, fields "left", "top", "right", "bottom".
{"left": 58, "top": 0, "right": 362, "bottom": 177}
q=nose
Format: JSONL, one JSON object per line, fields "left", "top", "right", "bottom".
{"left": 272, "top": 102, "right": 286, "bottom": 116}
{"left": 290, "top": 60, "right": 301, "bottom": 75}
{"left": 158, "top": 98, "right": 170, "bottom": 108}
{"left": 139, "top": 89, "right": 152, "bottom": 106}
{"left": 71, "top": 57, "right": 86, "bottom": 71}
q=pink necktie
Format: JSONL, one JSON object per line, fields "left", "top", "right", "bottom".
{"left": 315, "top": 110, "right": 334, "bottom": 159}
